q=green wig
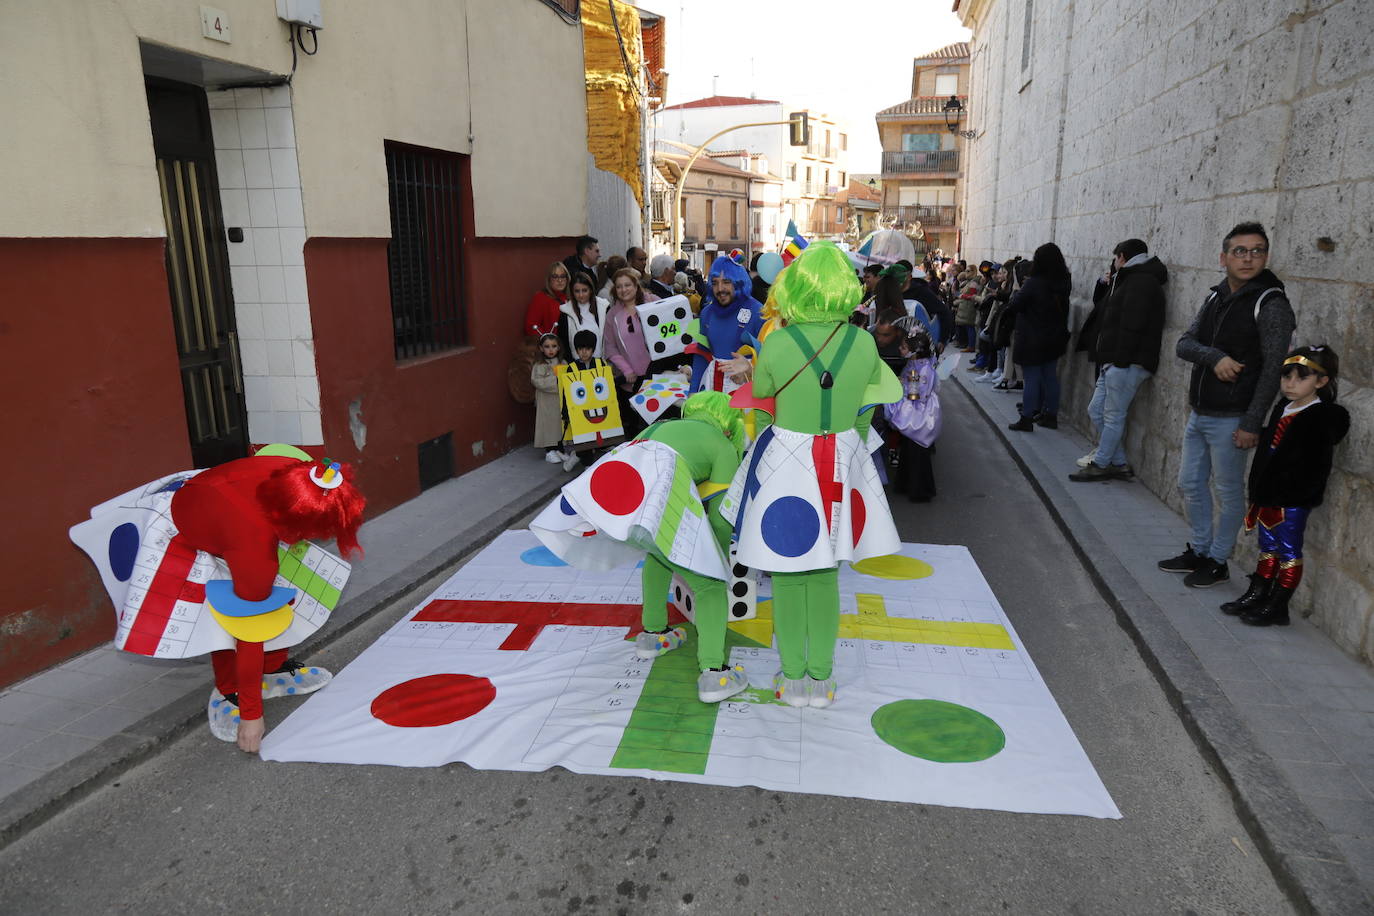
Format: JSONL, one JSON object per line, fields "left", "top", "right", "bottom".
{"left": 771, "top": 240, "right": 860, "bottom": 325}
{"left": 681, "top": 391, "right": 745, "bottom": 457}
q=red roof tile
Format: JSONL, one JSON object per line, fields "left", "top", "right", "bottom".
{"left": 661, "top": 95, "right": 781, "bottom": 111}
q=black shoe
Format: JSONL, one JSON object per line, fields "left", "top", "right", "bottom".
{"left": 1069, "top": 463, "right": 1119, "bottom": 482}
{"left": 1241, "top": 584, "right": 1293, "bottom": 626}
{"left": 1158, "top": 544, "right": 1205, "bottom": 573}
{"left": 1010, "top": 381, "right": 1024, "bottom": 390}
{"left": 1008, "top": 416, "right": 1035, "bottom": 432}
{"left": 993, "top": 380, "right": 1009, "bottom": 390}
{"left": 1221, "top": 574, "right": 1273, "bottom": 616}
{"left": 1036, "top": 413, "right": 1059, "bottom": 429}
{"left": 1184, "top": 559, "right": 1229, "bottom": 588}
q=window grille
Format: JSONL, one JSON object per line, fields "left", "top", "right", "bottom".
{"left": 384, "top": 141, "right": 467, "bottom": 361}
{"left": 537, "top": 0, "right": 580, "bottom": 24}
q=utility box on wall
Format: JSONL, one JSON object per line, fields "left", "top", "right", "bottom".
{"left": 276, "top": 0, "right": 323, "bottom": 28}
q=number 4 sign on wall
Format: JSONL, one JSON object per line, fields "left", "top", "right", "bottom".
{"left": 201, "top": 6, "right": 232, "bottom": 43}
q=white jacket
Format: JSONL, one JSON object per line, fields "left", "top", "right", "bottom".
{"left": 559, "top": 297, "right": 608, "bottom": 357}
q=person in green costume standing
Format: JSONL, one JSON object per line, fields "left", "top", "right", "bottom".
{"left": 720, "top": 242, "right": 902, "bottom": 709}
{"left": 530, "top": 391, "right": 751, "bottom": 704}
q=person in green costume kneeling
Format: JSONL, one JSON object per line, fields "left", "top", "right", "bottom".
{"left": 721, "top": 242, "right": 902, "bottom": 708}
{"left": 530, "top": 391, "right": 750, "bottom": 704}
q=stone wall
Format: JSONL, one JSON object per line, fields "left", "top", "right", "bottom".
{"left": 956, "top": 0, "right": 1374, "bottom": 661}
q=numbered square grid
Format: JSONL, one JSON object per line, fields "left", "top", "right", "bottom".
{"left": 378, "top": 620, "right": 515, "bottom": 650}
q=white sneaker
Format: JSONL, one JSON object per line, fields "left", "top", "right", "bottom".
{"left": 808, "top": 675, "right": 837, "bottom": 708}
{"left": 698, "top": 665, "right": 749, "bottom": 703}
{"left": 634, "top": 626, "right": 687, "bottom": 659}
{"left": 260, "top": 658, "right": 332, "bottom": 699}
{"left": 561, "top": 452, "right": 580, "bottom": 471}
{"left": 772, "top": 671, "right": 810, "bottom": 708}
{"left": 974, "top": 371, "right": 998, "bottom": 384}
{"left": 1076, "top": 452, "right": 1096, "bottom": 468}
{"left": 207, "top": 689, "right": 240, "bottom": 742}
{"left": 544, "top": 450, "right": 563, "bottom": 464}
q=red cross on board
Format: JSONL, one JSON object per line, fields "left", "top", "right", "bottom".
{"left": 412, "top": 599, "right": 688, "bottom": 651}
{"left": 811, "top": 433, "right": 842, "bottom": 534}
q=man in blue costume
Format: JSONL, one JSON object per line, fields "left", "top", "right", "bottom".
{"left": 689, "top": 255, "right": 765, "bottom": 393}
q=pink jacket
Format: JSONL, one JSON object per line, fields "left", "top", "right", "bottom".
{"left": 602, "top": 301, "right": 651, "bottom": 386}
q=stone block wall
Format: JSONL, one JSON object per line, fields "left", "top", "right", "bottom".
{"left": 957, "top": 0, "right": 1374, "bottom": 661}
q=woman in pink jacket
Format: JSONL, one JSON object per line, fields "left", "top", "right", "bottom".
{"left": 602, "top": 268, "right": 653, "bottom": 434}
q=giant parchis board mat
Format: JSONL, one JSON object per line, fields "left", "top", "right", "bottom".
{"left": 262, "top": 531, "right": 1120, "bottom": 818}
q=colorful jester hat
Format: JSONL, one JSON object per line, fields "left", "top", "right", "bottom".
{"left": 680, "top": 390, "right": 746, "bottom": 457}
{"left": 707, "top": 253, "right": 754, "bottom": 305}
{"left": 770, "top": 240, "right": 859, "bottom": 325}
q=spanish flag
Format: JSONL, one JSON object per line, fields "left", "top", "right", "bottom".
{"left": 781, "top": 220, "right": 809, "bottom": 265}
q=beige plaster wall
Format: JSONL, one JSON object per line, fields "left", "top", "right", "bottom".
{"left": 0, "top": 0, "right": 586, "bottom": 239}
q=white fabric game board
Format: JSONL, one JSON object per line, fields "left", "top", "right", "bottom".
{"left": 261, "top": 531, "right": 1120, "bottom": 818}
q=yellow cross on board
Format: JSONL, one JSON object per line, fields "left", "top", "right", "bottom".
{"left": 728, "top": 594, "right": 1015, "bottom": 651}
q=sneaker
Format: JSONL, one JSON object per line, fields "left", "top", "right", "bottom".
{"left": 634, "top": 626, "right": 687, "bottom": 659}
{"left": 772, "top": 671, "right": 810, "bottom": 708}
{"left": 1185, "top": 560, "right": 1229, "bottom": 589}
{"left": 1075, "top": 452, "right": 1096, "bottom": 468}
{"left": 1111, "top": 463, "right": 1135, "bottom": 479}
{"left": 544, "top": 450, "right": 563, "bottom": 464}
{"left": 1009, "top": 381, "right": 1024, "bottom": 390}
{"left": 974, "top": 371, "right": 998, "bottom": 384}
{"left": 561, "top": 452, "right": 580, "bottom": 472}
{"left": 261, "top": 658, "right": 332, "bottom": 699}
{"left": 207, "top": 688, "right": 241, "bottom": 742}
{"left": 992, "top": 380, "right": 1009, "bottom": 391}
{"left": 698, "top": 665, "right": 749, "bottom": 703}
{"left": 1068, "top": 463, "right": 1119, "bottom": 482}
{"left": 808, "top": 675, "right": 837, "bottom": 709}
{"left": 1158, "top": 545, "right": 1206, "bottom": 573}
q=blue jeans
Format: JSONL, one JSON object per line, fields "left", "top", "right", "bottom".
{"left": 1178, "top": 412, "right": 1249, "bottom": 562}
{"left": 1021, "top": 359, "right": 1060, "bottom": 418}
{"left": 1088, "top": 365, "right": 1152, "bottom": 467}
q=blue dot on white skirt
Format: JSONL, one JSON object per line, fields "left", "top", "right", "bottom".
{"left": 520, "top": 545, "right": 568, "bottom": 567}
{"left": 107, "top": 523, "right": 140, "bottom": 582}
{"left": 559, "top": 495, "right": 577, "bottom": 516}
{"left": 760, "top": 496, "right": 821, "bottom": 558}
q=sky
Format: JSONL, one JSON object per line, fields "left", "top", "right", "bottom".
{"left": 653, "top": 0, "right": 971, "bottom": 174}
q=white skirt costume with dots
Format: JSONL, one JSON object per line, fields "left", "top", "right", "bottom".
{"left": 68, "top": 472, "right": 351, "bottom": 660}
{"left": 530, "top": 439, "right": 730, "bottom": 580}
{"left": 719, "top": 425, "right": 899, "bottom": 572}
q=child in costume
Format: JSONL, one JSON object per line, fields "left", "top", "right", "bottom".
{"left": 531, "top": 333, "right": 570, "bottom": 465}
{"left": 1221, "top": 345, "right": 1349, "bottom": 626}
{"left": 530, "top": 391, "right": 751, "bottom": 704}
{"left": 887, "top": 320, "right": 941, "bottom": 503}
{"left": 70, "top": 451, "right": 364, "bottom": 753}
{"left": 721, "top": 242, "right": 902, "bottom": 708}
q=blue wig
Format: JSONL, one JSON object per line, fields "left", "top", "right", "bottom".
{"left": 708, "top": 255, "right": 753, "bottom": 303}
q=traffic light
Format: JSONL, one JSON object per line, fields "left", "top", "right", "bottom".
{"left": 788, "top": 111, "right": 810, "bottom": 147}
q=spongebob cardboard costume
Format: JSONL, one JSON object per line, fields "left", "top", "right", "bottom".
{"left": 558, "top": 358, "right": 626, "bottom": 451}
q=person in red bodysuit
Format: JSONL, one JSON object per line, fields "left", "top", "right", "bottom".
{"left": 169, "top": 455, "right": 364, "bottom": 752}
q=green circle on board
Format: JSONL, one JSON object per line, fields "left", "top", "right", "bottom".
{"left": 871, "top": 699, "right": 1005, "bottom": 763}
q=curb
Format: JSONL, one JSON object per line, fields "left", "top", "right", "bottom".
{"left": 955, "top": 376, "right": 1373, "bottom": 915}
{"left": 0, "top": 476, "right": 565, "bottom": 853}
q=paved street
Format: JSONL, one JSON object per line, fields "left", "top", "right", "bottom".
{"left": 0, "top": 383, "right": 1292, "bottom": 914}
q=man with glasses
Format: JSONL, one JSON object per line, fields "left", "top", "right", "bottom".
{"left": 1159, "top": 222, "right": 1296, "bottom": 588}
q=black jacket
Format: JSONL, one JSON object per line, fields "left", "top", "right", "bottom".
{"left": 1094, "top": 256, "right": 1168, "bottom": 372}
{"left": 1007, "top": 273, "right": 1072, "bottom": 366}
{"left": 1176, "top": 270, "right": 1296, "bottom": 429}
{"left": 562, "top": 255, "right": 598, "bottom": 288}
{"left": 907, "top": 280, "right": 953, "bottom": 343}
{"left": 1248, "top": 400, "right": 1350, "bottom": 508}
{"left": 647, "top": 278, "right": 675, "bottom": 299}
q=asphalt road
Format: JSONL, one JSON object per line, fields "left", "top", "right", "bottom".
{"left": 0, "top": 381, "right": 1291, "bottom": 915}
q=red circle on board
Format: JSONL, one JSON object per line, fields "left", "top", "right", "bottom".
{"left": 370, "top": 674, "right": 496, "bottom": 728}
{"left": 850, "top": 488, "right": 867, "bottom": 544}
{"left": 589, "top": 461, "right": 645, "bottom": 515}
{"left": 646, "top": 398, "right": 660, "bottom": 412}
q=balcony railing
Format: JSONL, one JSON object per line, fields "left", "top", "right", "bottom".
{"left": 805, "top": 144, "right": 835, "bottom": 159}
{"left": 882, "top": 149, "right": 959, "bottom": 174}
{"left": 884, "top": 205, "right": 958, "bottom": 227}
{"left": 801, "top": 181, "right": 835, "bottom": 197}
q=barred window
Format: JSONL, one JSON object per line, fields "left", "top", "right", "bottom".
{"left": 537, "top": 0, "right": 580, "bottom": 23}
{"left": 384, "top": 141, "right": 467, "bottom": 361}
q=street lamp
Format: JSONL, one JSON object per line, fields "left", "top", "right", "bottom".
{"left": 942, "top": 95, "right": 978, "bottom": 140}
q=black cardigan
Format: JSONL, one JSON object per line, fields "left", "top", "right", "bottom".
{"left": 1248, "top": 400, "right": 1350, "bottom": 508}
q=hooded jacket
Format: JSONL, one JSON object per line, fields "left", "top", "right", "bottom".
{"left": 1094, "top": 254, "right": 1168, "bottom": 372}
{"left": 690, "top": 257, "right": 763, "bottom": 391}
{"left": 1248, "top": 399, "right": 1350, "bottom": 508}
{"left": 1176, "top": 269, "right": 1296, "bottom": 433}
{"left": 1006, "top": 273, "right": 1072, "bottom": 366}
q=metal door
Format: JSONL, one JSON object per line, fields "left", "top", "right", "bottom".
{"left": 146, "top": 77, "right": 249, "bottom": 467}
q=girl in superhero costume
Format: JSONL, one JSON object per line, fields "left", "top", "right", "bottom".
{"left": 721, "top": 242, "right": 902, "bottom": 708}
{"left": 530, "top": 392, "right": 751, "bottom": 703}
{"left": 1221, "top": 345, "right": 1349, "bottom": 626}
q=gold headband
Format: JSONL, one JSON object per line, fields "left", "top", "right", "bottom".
{"left": 1283, "top": 355, "right": 1327, "bottom": 374}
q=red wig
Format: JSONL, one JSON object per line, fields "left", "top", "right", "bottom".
{"left": 256, "top": 461, "right": 366, "bottom": 558}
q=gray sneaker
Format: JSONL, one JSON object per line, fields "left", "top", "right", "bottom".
{"left": 772, "top": 671, "right": 810, "bottom": 708}
{"left": 697, "top": 665, "right": 749, "bottom": 703}
{"left": 634, "top": 626, "right": 687, "bottom": 659}
{"left": 808, "top": 675, "right": 837, "bottom": 708}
